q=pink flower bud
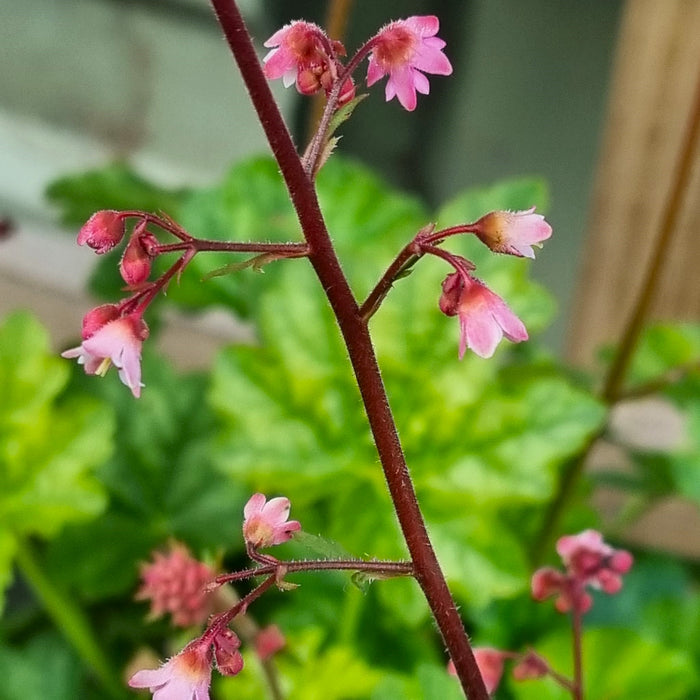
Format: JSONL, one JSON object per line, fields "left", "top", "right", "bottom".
{"left": 512, "top": 651, "right": 549, "bottom": 681}
{"left": 255, "top": 624, "right": 286, "bottom": 661}
{"left": 473, "top": 648, "right": 506, "bottom": 695}
{"left": 213, "top": 629, "right": 244, "bottom": 676}
{"left": 242, "top": 493, "right": 301, "bottom": 549}
{"left": 77, "top": 210, "right": 125, "bottom": 254}
{"left": 474, "top": 208, "right": 552, "bottom": 259}
{"left": 120, "top": 222, "right": 154, "bottom": 287}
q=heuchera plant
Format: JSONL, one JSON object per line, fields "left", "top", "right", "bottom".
{"left": 60, "top": 5, "right": 574, "bottom": 699}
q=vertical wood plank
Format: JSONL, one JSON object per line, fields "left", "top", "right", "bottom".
{"left": 567, "top": 0, "right": 700, "bottom": 364}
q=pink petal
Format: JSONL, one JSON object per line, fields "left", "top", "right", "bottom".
{"left": 404, "top": 15, "right": 440, "bottom": 38}
{"left": 460, "top": 308, "right": 503, "bottom": 359}
{"left": 366, "top": 57, "right": 385, "bottom": 87}
{"left": 412, "top": 70, "right": 430, "bottom": 95}
{"left": 488, "top": 299, "right": 528, "bottom": 343}
{"left": 243, "top": 493, "right": 267, "bottom": 519}
{"left": 262, "top": 496, "right": 292, "bottom": 525}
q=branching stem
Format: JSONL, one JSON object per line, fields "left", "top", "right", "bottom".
{"left": 208, "top": 2, "right": 488, "bottom": 696}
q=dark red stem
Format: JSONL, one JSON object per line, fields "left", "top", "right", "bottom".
{"left": 571, "top": 608, "right": 584, "bottom": 700}
{"left": 208, "top": 2, "right": 487, "bottom": 697}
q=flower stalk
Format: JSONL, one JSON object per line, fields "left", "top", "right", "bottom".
{"left": 207, "top": 1, "right": 488, "bottom": 696}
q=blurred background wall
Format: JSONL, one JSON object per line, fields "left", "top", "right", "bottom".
{"left": 1, "top": 0, "right": 626, "bottom": 362}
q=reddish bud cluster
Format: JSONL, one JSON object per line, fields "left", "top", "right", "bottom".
{"left": 136, "top": 542, "right": 218, "bottom": 627}
{"left": 532, "top": 530, "right": 633, "bottom": 614}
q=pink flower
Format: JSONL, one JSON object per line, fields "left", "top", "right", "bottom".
{"left": 367, "top": 16, "right": 452, "bottom": 111}
{"left": 439, "top": 272, "right": 528, "bottom": 359}
{"left": 532, "top": 530, "right": 633, "bottom": 614}
{"left": 212, "top": 629, "right": 244, "bottom": 677}
{"left": 448, "top": 648, "right": 506, "bottom": 694}
{"left": 62, "top": 310, "right": 148, "bottom": 398}
{"left": 77, "top": 210, "right": 125, "bottom": 254}
{"left": 474, "top": 207, "right": 552, "bottom": 259}
{"left": 557, "top": 530, "right": 633, "bottom": 594}
{"left": 136, "top": 542, "right": 217, "bottom": 628}
{"left": 262, "top": 21, "right": 328, "bottom": 90}
{"left": 128, "top": 639, "right": 212, "bottom": 700}
{"left": 242, "top": 493, "right": 301, "bottom": 549}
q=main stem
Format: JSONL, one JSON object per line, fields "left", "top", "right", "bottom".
{"left": 208, "top": 2, "right": 487, "bottom": 697}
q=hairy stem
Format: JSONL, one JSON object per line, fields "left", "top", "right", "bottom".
{"left": 15, "top": 540, "right": 125, "bottom": 699}
{"left": 208, "top": 2, "right": 487, "bottom": 697}
{"left": 571, "top": 608, "right": 584, "bottom": 700}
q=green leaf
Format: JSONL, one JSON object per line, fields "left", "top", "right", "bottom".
{"left": 0, "top": 633, "right": 83, "bottom": 700}
{"left": 46, "top": 162, "right": 188, "bottom": 227}
{"left": 508, "top": 628, "right": 698, "bottom": 699}
{"left": 0, "top": 312, "right": 112, "bottom": 609}
{"left": 45, "top": 353, "right": 246, "bottom": 600}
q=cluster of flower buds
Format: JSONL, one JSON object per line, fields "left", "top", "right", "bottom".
{"left": 263, "top": 15, "right": 452, "bottom": 112}
{"left": 532, "top": 529, "right": 634, "bottom": 614}
{"left": 449, "top": 531, "right": 633, "bottom": 695}
{"left": 128, "top": 494, "right": 299, "bottom": 700}
{"left": 61, "top": 210, "right": 202, "bottom": 397}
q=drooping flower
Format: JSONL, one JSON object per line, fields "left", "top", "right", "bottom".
{"left": 532, "top": 530, "right": 633, "bottom": 614}
{"left": 136, "top": 542, "right": 217, "bottom": 628}
{"left": 367, "top": 15, "right": 452, "bottom": 111}
{"left": 473, "top": 207, "right": 552, "bottom": 259}
{"left": 128, "top": 638, "right": 212, "bottom": 700}
{"left": 242, "top": 493, "right": 301, "bottom": 549}
{"left": 447, "top": 648, "right": 506, "bottom": 695}
{"left": 439, "top": 272, "right": 528, "bottom": 359}
{"left": 77, "top": 210, "right": 125, "bottom": 254}
{"left": 262, "top": 21, "right": 329, "bottom": 90}
{"left": 212, "top": 629, "right": 244, "bottom": 677}
{"left": 62, "top": 310, "right": 149, "bottom": 398}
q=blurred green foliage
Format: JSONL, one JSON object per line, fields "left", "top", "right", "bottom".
{"left": 1, "top": 155, "right": 698, "bottom": 698}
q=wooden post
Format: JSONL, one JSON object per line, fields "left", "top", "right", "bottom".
{"left": 567, "top": 0, "right": 700, "bottom": 364}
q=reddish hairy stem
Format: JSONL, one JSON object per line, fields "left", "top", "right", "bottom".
{"left": 154, "top": 240, "right": 309, "bottom": 256}
{"left": 213, "top": 558, "right": 414, "bottom": 586}
{"left": 208, "top": 2, "right": 487, "bottom": 697}
{"left": 571, "top": 608, "right": 584, "bottom": 700}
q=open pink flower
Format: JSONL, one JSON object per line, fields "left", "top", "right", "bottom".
{"left": 129, "top": 639, "right": 212, "bottom": 700}
{"left": 62, "top": 310, "right": 148, "bottom": 398}
{"left": 367, "top": 16, "right": 452, "bottom": 111}
{"left": 474, "top": 207, "right": 552, "bottom": 259}
{"left": 77, "top": 210, "right": 125, "bottom": 254}
{"left": 242, "top": 493, "right": 301, "bottom": 549}
{"left": 136, "top": 542, "right": 217, "bottom": 628}
{"left": 439, "top": 272, "right": 528, "bottom": 359}
{"left": 263, "top": 21, "right": 328, "bottom": 89}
